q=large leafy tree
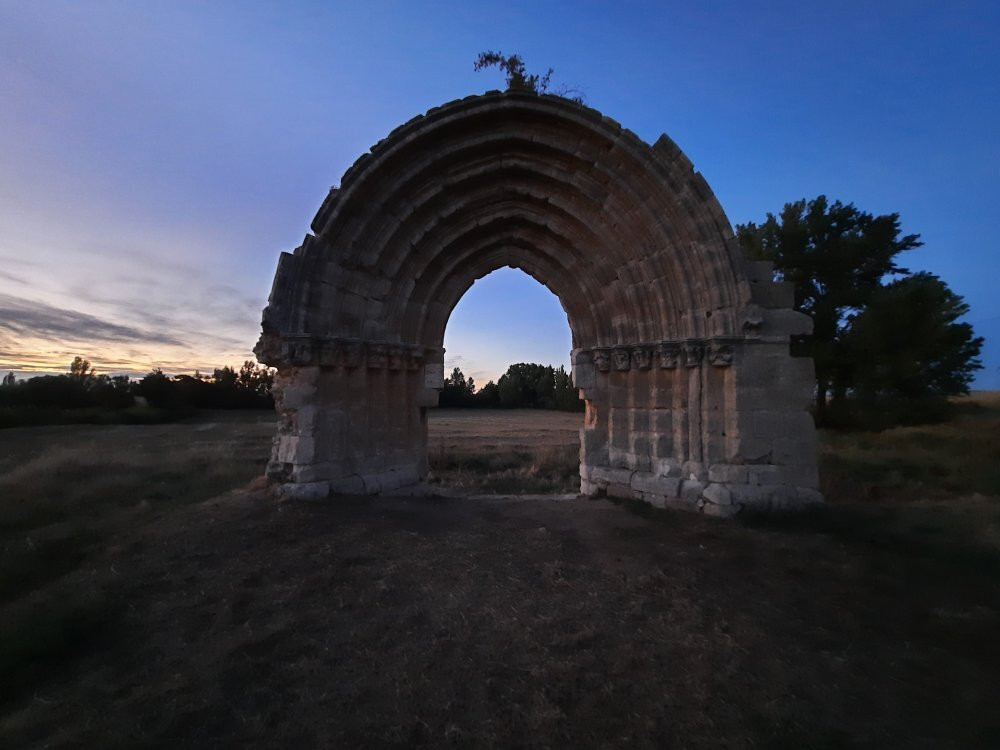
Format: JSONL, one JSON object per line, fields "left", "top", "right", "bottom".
{"left": 737, "top": 196, "right": 980, "bottom": 426}
{"left": 842, "top": 273, "right": 983, "bottom": 424}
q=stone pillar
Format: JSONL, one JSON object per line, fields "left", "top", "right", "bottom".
{"left": 259, "top": 336, "right": 441, "bottom": 499}
{"left": 574, "top": 337, "right": 821, "bottom": 516}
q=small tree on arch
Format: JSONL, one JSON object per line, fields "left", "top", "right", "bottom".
{"left": 473, "top": 51, "right": 584, "bottom": 102}
{"left": 474, "top": 51, "right": 552, "bottom": 93}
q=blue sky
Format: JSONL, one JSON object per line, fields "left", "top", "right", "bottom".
{"left": 1, "top": 0, "right": 997, "bottom": 388}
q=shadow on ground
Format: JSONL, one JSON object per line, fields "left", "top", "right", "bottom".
{"left": 3, "top": 487, "right": 999, "bottom": 748}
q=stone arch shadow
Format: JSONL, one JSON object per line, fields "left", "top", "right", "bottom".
{"left": 255, "top": 91, "right": 821, "bottom": 515}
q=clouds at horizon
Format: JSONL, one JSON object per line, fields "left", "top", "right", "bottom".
{"left": 0, "top": 2, "right": 997, "bottom": 388}
{"left": 0, "top": 292, "right": 185, "bottom": 347}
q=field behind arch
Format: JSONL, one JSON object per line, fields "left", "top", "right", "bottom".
{"left": 1, "top": 399, "right": 999, "bottom": 747}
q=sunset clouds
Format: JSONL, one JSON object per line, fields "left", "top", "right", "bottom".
{"left": 1, "top": 2, "right": 997, "bottom": 386}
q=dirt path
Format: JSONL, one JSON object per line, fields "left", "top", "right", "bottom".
{"left": 3, "top": 487, "right": 998, "bottom": 748}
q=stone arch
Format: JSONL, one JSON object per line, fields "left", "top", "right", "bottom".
{"left": 255, "top": 91, "right": 821, "bottom": 514}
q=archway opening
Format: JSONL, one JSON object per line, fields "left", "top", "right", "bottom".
{"left": 430, "top": 267, "right": 584, "bottom": 494}
{"left": 255, "top": 91, "right": 821, "bottom": 513}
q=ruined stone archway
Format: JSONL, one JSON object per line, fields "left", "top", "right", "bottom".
{"left": 255, "top": 91, "right": 821, "bottom": 515}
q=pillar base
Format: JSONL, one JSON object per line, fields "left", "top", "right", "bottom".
{"left": 581, "top": 462, "right": 823, "bottom": 516}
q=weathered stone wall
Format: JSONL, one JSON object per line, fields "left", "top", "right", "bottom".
{"left": 574, "top": 338, "right": 820, "bottom": 516}
{"left": 255, "top": 91, "right": 822, "bottom": 514}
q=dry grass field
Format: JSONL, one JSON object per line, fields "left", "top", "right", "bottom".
{"left": 429, "top": 409, "right": 581, "bottom": 493}
{"left": 1, "top": 399, "right": 999, "bottom": 747}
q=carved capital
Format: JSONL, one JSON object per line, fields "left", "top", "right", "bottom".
{"left": 287, "top": 339, "right": 313, "bottom": 366}
{"left": 367, "top": 343, "right": 387, "bottom": 369}
{"left": 318, "top": 340, "right": 339, "bottom": 366}
{"left": 632, "top": 346, "right": 652, "bottom": 370}
{"left": 338, "top": 341, "right": 363, "bottom": 369}
{"left": 657, "top": 343, "right": 680, "bottom": 369}
{"left": 708, "top": 343, "right": 734, "bottom": 367}
{"left": 683, "top": 341, "right": 704, "bottom": 368}
{"left": 253, "top": 334, "right": 283, "bottom": 365}
{"left": 387, "top": 346, "right": 404, "bottom": 371}
{"left": 592, "top": 348, "right": 611, "bottom": 372}
{"left": 613, "top": 347, "right": 631, "bottom": 371}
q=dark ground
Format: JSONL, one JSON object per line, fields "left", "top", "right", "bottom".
{"left": 2, "top": 484, "right": 998, "bottom": 749}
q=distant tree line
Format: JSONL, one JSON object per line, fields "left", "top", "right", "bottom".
{"left": 440, "top": 363, "right": 583, "bottom": 411}
{"left": 0, "top": 357, "right": 274, "bottom": 427}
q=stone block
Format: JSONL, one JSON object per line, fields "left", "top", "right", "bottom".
{"left": 290, "top": 460, "right": 348, "bottom": 483}
{"left": 275, "top": 367, "right": 320, "bottom": 409}
{"left": 682, "top": 461, "right": 707, "bottom": 481}
{"left": 750, "top": 279, "right": 794, "bottom": 308}
{"left": 366, "top": 471, "right": 390, "bottom": 494}
{"left": 630, "top": 435, "right": 650, "bottom": 457}
{"left": 745, "top": 259, "right": 775, "bottom": 282}
{"left": 609, "top": 384, "right": 630, "bottom": 408}
{"left": 631, "top": 472, "right": 682, "bottom": 497}
{"left": 758, "top": 484, "right": 798, "bottom": 510}
{"left": 606, "top": 482, "right": 633, "bottom": 500}
{"left": 653, "top": 435, "right": 673, "bottom": 458}
{"left": 663, "top": 495, "right": 699, "bottom": 512}
{"left": 702, "top": 502, "right": 740, "bottom": 518}
{"left": 644, "top": 493, "right": 668, "bottom": 509}
{"left": 573, "top": 361, "right": 596, "bottom": 390}
{"left": 702, "top": 483, "right": 732, "bottom": 506}
{"left": 747, "top": 464, "right": 782, "bottom": 486}
{"left": 424, "top": 363, "right": 444, "bottom": 389}
{"left": 328, "top": 475, "right": 366, "bottom": 495}
{"left": 653, "top": 458, "right": 682, "bottom": 477}
{"left": 729, "top": 483, "right": 768, "bottom": 507}
{"left": 794, "top": 487, "right": 824, "bottom": 504}
{"left": 275, "top": 435, "right": 299, "bottom": 464}
{"left": 416, "top": 387, "right": 440, "bottom": 407}
{"left": 708, "top": 463, "right": 748, "bottom": 484}
{"left": 591, "top": 466, "right": 634, "bottom": 487}
{"left": 763, "top": 308, "right": 813, "bottom": 337}
{"left": 278, "top": 481, "right": 330, "bottom": 501}
{"left": 628, "top": 453, "right": 652, "bottom": 472}
{"left": 680, "top": 479, "right": 705, "bottom": 502}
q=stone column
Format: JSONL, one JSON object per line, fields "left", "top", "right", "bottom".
{"left": 573, "top": 336, "right": 821, "bottom": 516}
{"left": 259, "top": 336, "right": 441, "bottom": 499}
